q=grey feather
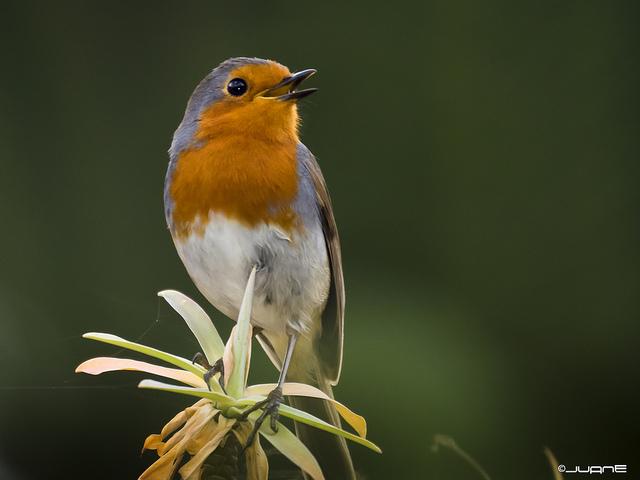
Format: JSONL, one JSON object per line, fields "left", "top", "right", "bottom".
{"left": 297, "top": 143, "right": 345, "bottom": 385}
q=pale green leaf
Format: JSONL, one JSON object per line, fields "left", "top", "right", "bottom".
{"left": 277, "top": 404, "right": 381, "bottom": 453}
{"left": 221, "top": 325, "right": 237, "bottom": 392}
{"left": 138, "top": 379, "right": 235, "bottom": 407}
{"left": 257, "top": 417, "right": 324, "bottom": 480}
{"left": 225, "top": 266, "right": 256, "bottom": 398}
{"left": 82, "top": 332, "right": 205, "bottom": 379}
{"left": 158, "top": 290, "right": 225, "bottom": 364}
{"left": 237, "top": 397, "right": 381, "bottom": 453}
{"left": 245, "top": 383, "right": 367, "bottom": 438}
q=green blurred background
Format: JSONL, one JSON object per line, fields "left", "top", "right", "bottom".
{"left": 1, "top": 1, "right": 638, "bottom": 479}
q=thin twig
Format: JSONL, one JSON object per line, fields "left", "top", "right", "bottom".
{"left": 431, "top": 434, "right": 491, "bottom": 480}
{"left": 543, "top": 446, "right": 563, "bottom": 480}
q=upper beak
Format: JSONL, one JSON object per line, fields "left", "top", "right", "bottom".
{"left": 261, "top": 69, "right": 318, "bottom": 101}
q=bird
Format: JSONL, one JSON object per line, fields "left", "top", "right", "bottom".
{"left": 164, "top": 57, "right": 355, "bottom": 479}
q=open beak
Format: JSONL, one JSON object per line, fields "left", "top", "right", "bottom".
{"left": 261, "top": 69, "right": 318, "bottom": 101}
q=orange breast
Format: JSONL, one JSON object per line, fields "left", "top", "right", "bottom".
{"left": 169, "top": 98, "right": 300, "bottom": 238}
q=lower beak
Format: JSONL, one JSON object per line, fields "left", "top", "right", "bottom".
{"left": 261, "top": 69, "right": 318, "bottom": 101}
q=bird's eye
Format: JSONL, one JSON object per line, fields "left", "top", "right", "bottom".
{"left": 227, "top": 78, "right": 248, "bottom": 96}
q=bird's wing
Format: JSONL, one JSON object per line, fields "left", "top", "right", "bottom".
{"left": 299, "top": 145, "right": 344, "bottom": 385}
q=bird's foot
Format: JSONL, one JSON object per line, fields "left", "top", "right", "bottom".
{"left": 239, "top": 386, "right": 283, "bottom": 449}
{"left": 192, "top": 352, "right": 226, "bottom": 392}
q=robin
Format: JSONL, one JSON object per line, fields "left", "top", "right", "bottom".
{"left": 164, "top": 57, "right": 355, "bottom": 479}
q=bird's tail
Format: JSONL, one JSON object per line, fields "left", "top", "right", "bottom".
{"left": 287, "top": 364, "right": 356, "bottom": 480}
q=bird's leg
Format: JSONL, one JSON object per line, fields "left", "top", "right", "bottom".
{"left": 252, "top": 326, "right": 264, "bottom": 337}
{"left": 240, "top": 332, "right": 298, "bottom": 448}
{"left": 192, "top": 352, "right": 226, "bottom": 393}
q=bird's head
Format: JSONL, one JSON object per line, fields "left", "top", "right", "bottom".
{"left": 172, "top": 57, "right": 317, "bottom": 156}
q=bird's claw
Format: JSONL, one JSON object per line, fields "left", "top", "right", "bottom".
{"left": 192, "top": 353, "right": 226, "bottom": 392}
{"left": 240, "top": 386, "right": 283, "bottom": 449}
{"left": 191, "top": 352, "right": 210, "bottom": 369}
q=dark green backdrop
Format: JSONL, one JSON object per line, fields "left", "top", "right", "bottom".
{"left": 1, "top": 1, "right": 638, "bottom": 479}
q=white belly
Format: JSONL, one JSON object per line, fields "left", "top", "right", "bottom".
{"left": 173, "top": 212, "right": 331, "bottom": 337}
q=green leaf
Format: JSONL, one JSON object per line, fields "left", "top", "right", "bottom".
{"left": 245, "top": 383, "right": 367, "bottom": 438}
{"left": 237, "top": 397, "right": 381, "bottom": 453}
{"left": 138, "top": 379, "right": 235, "bottom": 407}
{"left": 158, "top": 290, "right": 225, "bottom": 364}
{"left": 225, "top": 266, "right": 257, "bottom": 398}
{"left": 257, "top": 418, "right": 325, "bottom": 480}
{"left": 82, "top": 332, "right": 206, "bottom": 378}
{"left": 278, "top": 404, "right": 381, "bottom": 453}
